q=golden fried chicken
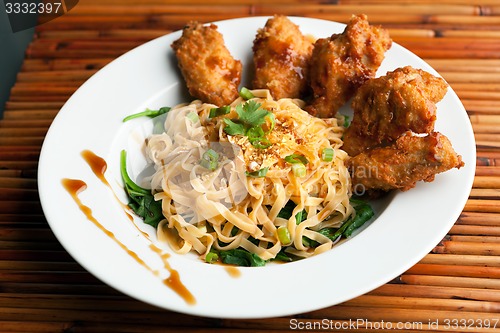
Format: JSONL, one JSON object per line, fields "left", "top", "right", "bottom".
{"left": 252, "top": 15, "right": 314, "bottom": 100}
{"left": 171, "top": 21, "right": 242, "bottom": 106}
{"left": 342, "top": 66, "right": 448, "bottom": 157}
{"left": 348, "top": 132, "right": 464, "bottom": 194}
{"left": 306, "top": 14, "right": 392, "bottom": 118}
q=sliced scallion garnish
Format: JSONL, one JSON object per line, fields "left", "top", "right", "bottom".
{"left": 239, "top": 87, "right": 255, "bottom": 100}
{"left": 249, "top": 137, "right": 272, "bottom": 149}
{"left": 285, "top": 154, "right": 309, "bottom": 165}
{"left": 186, "top": 111, "right": 199, "bottom": 123}
{"left": 321, "top": 148, "right": 334, "bottom": 162}
{"left": 205, "top": 251, "right": 219, "bottom": 264}
{"left": 209, "top": 105, "right": 231, "bottom": 118}
{"left": 200, "top": 149, "right": 219, "bottom": 171}
{"left": 291, "top": 163, "right": 306, "bottom": 178}
{"left": 246, "top": 167, "right": 269, "bottom": 178}
{"left": 277, "top": 226, "right": 292, "bottom": 245}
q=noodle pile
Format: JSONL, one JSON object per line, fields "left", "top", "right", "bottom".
{"left": 145, "top": 89, "right": 353, "bottom": 261}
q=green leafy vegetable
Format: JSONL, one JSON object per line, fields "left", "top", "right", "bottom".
{"left": 219, "top": 248, "right": 266, "bottom": 267}
{"left": 236, "top": 100, "right": 271, "bottom": 128}
{"left": 302, "top": 236, "right": 319, "bottom": 248}
{"left": 343, "top": 203, "right": 374, "bottom": 237}
{"left": 246, "top": 126, "right": 265, "bottom": 140}
{"left": 122, "top": 106, "right": 171, "bottom": 122}
{"left": 285, "top": 154, "right": 309, "bottom": 165}
{"left": 206, "top": 199, "right": 373, "bottom": 267}
{"left": 120, "top": 150, "right": 163, "bottom": 228}
{"left": 277, "top": 200, "right": 306, "bottom": 225}
{"left": 273, "top": 250, "right": 294, "bottom": 262}
{"left": 223, "top": 100, "right": 275, "bottom": 149}
{"left": 317, "top": 199, "right": 374, "bottom": 241}
{"left": 222, "top": 119, "right": 246, "bottom": 136}
{"left": 249, "top": 137, "right": 272, "bottom": 149}
{"left": 246, "top": 167, "right": 269, "bottom": 178}
{"left": 341, "top": 114, "right": 351, "bottom": 127}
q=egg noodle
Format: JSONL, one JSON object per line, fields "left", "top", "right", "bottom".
{"left": 145, "top": 89, "right": 353, "bottom": 261}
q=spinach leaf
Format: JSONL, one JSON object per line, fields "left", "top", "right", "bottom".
{"left": 120, "top": 150, "right": 163, "bottom": 228}
{"left": 277, "top": 200, "right": 306, "bottom": 225}
{"left": 273, "top": 249, "right": 294, "bottom": 263}
{"left": 219, "top": 248, "right": 267, "bottom": 267}
{"left": 317, "top": 199, "right": 374, "bottom": 241}
{"left": 122, "top": 106, "right": 171, "bottom": 122}
{"left": 343, "top": 203, "right": 374, "bottom": 237}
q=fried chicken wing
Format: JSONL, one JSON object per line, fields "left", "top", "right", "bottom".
{"left": 306, "top": 14, "right": 392, "bottom": 118}
{"left": 342, "top": 66, "right": 448, "bottom": 157}
{"left": 252, "top": 15, "right": 314, "bottom": 99}
{"left": 348, "top": 132, "right": 464, "bottom": 194}
{"left": 171, "top": 21, "right": 242, "bottom": 106}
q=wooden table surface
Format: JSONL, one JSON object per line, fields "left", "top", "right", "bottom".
{"left": 2, "top": 0, "right": 500, "bottom": 332}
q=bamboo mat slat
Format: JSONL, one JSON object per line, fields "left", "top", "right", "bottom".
{"left": 1, "top": 1, "right": 500, "bottom": 332}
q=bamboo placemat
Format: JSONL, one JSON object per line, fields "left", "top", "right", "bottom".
{"left": 1, "top": 1, "right": 500, "bottom": 332}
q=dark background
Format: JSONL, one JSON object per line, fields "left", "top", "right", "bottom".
{"left": 0, "top": 8, "right": 36, "bottom": 116}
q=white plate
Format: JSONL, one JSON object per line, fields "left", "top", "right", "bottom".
{"left": 38, "top": 16, "right": 475, "bottom": 319}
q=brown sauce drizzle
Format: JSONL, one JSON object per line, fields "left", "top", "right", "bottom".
{"left": 149, "top": 244, "right": 196, "bottom": 305}
{"left": 81, "top": 150, "right": 108, "bottom": 185}
{"left": 81, "top": 150, "right": 145, "bottom": 231}
{"left": 62, "top": 150, "right": 196, "bottom": 305}
{"left": 61, "top": 179, "right": 149, "bottom": 269}
{"left": 225, "top": 266, "right": 241, "bottom": 278}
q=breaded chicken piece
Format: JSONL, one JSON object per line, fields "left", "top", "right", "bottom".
{"left": 252, "top": 15, "right": 314, "bottom": 99}
{"left": 306, "top": 14, "right": 392, "bottom": 118}
{"left": 171, "top": 21, "right": 242, "bottom": 106}
{"left": 348, "top": 132, "right": 464, "bottom": 194}
{"left": 342, "top": 66, "right": 448, "bottom": 157}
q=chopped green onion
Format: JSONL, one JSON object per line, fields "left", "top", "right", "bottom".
{"left": 239, "top": 87, "right": 255, "bottom": 100}
{"left": 277, "top": 226, "right": 292, "bottom": 245}
{"left": 209, "top": 106, "right": 231, "bottom": 118}
{"left": 186, "top": 111, "right": 199, "bottom": 123}
{"left": 321, "top": 148, "right": 335, "bottom": 162}
{"left": 285, "top": 154, "right": 309, "bottom": 165}
{"left": 205, "top": 251, "right": 219, "bottom": 264}
{"left": 264, "top": 112, "right": 276, "bottom": 133}
{"left": 247, "top": 127, "right": 272, "bottom": 149}
{"left": 291, "top": 163, "right": 307, "bottom": 178}
{"left": 200, "top": 149, "right": 219, "bottom": 171}
{"left": 123, "top": 106, "right": 171, "bottom": 122}
{"left": 249, "top": 137, "right": 272, "bottom": 149}
{"left": 246, "top": 167, "right": 269, "bottom": 178}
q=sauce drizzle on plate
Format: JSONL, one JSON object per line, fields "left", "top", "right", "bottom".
{"left": 61, "top": 150, "right": 196, "bottom": 305}
{"left": 225, "top": 266, "right": 241, "bottom": 278}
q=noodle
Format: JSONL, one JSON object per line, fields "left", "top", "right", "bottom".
{"left": 145, "top": 89, "right": 353, "bottom": 262}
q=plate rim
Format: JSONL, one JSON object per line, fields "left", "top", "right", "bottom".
{"left": 37, "top": 15, "right": 476, "bottom": 319}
